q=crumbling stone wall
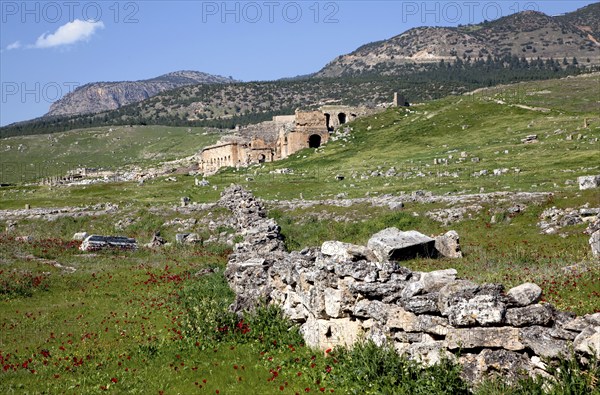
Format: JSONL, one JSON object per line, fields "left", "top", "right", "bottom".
{"left": 219, "top": 185, "right": 600, "bottom": 384}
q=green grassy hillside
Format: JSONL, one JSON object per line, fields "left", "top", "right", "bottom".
{"left": 0, "top": 125, "right": 218, "bottom": 184}
{"left": 1, "top": 74, "right": 598, "bottom": 209}
{"left": 1, "top": 74, "right": 599, "bottom": 394}
{"left": 205, "top": 72, "right": 600, "bottom": 201}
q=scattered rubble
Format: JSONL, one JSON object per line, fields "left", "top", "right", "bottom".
{"left": 175, "top": 233, "right": 202, "bottom": 244}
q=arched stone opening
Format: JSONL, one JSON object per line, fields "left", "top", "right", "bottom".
{"left": 258, "top": 154, "right": 266, "bottom": 163}
{"left": 338, "top": 113, "right": 347, "bottom": 125}
{"left": 324, "top": 113, "right": 333, "bottom": 132}
{"left": 308, "top": 134, "right": 322, "bottom": 148}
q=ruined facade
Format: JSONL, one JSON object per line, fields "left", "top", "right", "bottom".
{"left": 199, "top": 106, "right": 374, "bottom": 174}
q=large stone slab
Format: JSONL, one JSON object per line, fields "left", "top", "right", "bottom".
{"left": 520, "top": 326, "right": 570, "bottom": 358}
{"left": 80, "top": 235, "right": 137, "bottom": 251}
{"left": 367, "top": 228, "right": 436, "bottom": 262}
{"left": 401, "top": 269, "right": 458, "bottom": 299}
{"left": 445, "top": 327, "right": 524, "bottom": 351}
{"left": 578, "top": 175, "right": 600, "bottom": 190}
{"left": 459, "top": 349, "right": 532, "bottom": 385}
{"left": 301, "top": 316, "right": 363, "bottom": 350}
{"left": 505, "top": 304, "right": 553, "bottom": 327}
{"left": 447, "top": 294, "right": 506, "bottom": 327}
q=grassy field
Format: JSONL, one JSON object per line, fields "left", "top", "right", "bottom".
{"left": 1, "top": 74, "right": 598, "bottom": 208}
{"left": 1, "top": 74, "right": 599, "bottom": 393}
{"left": 0, "top": 125, "right": 219, "bottom": 185}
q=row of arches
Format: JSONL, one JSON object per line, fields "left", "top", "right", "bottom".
{"left": 207, "top": 155, "right": 232, "bottom": 166}
{"left": 324, "top": 112, "right": 347, "bottom": 132}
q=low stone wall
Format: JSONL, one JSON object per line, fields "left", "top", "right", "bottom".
{"left": 219, "top": 185, "right": 600, "bottom": 384}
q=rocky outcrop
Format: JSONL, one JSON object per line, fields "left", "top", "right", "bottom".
{"left": 46, "top": 71, "right": 235, "bottom": 117}
{"left": 219, "top": 185, "right": 600, "bottom": 385}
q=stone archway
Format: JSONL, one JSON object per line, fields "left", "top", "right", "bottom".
{"left": 338, "top": 113, "right": 347, "bottom": 125}
{"left": 308, "top": 134, "right": 322, "bottom": 148}
{"left": 325, "top": 113, "right": 333, "bottom": 131}
{"left": 258, "top": 154, "right": 266, "bottom": 163}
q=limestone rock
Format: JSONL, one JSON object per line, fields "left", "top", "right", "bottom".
{"left": 353, "top": 299, "right": 389, "bottom": 322}
{"left": 574, "top": 325, "right": 600, "bottom": 357}
{"left": 80, "top": 235, "right": 137, "bottom": 251}
{"left": 334, "top": 260, "right": 378, "bottom": 282}
{"left": 506, "top": 283, "right": 542, "bottom": 307}
{"left": 402, "top": 269, "right": 458, "bottom": 299}
{"left": 590, "top": 230, "right": 600, "bottom": 257}
{"left": 402, "top": 293, "right": 440, "bottom": 314}
{"left": 72, "top": 232, "right": 88, "bottom": 241}
{"left": 459, "top": 349, "right": 532, "bottom": 384}
{"left": 578, "top": 175, "right": 600, "bottom": 190}
{"left": 434, "top": 230, "right": 463, "bottom": 258}
{"left": 301, "top": 316, "right": 363, "bottom": 350}
{"left": 386, "top": 306, "right": 419, "bottom": 332}
{"left": 367, "top": 228, "right": 436, "bottom": 262}
{"left": 145, "top": 233, "right": 167, "bottom": 248}
{"left": 447, "top": 294, "right": 506, "bottom": 327}
{"left": 324, "top": 287, "right": 354, "bottom": 318}
{"left": 437, "top": 280, "right": 480, "bottom": 315}
{"left": 445, "top": 327, "right": 524, "bottom": 351}
{"left": 176, "top": 233, "right": 202, "bottom": 244}
{"left": 520, "top": 326, "right": 570, "bottom": 358}
{"left": 350, "top": 281, "right": 405, "bottom": 299}
{"left": 505, "top": 304, "right": 553, "bottom": 327}
{"left": 406, "top": 341, "right": 453, "bottom": 367}
{"left": 322, "top": 240, "right": 376, "bottom": 262}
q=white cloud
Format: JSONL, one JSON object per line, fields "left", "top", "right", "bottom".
{"left": 32, "top": 19, "right": 104, "bottom": 49}
{"left": 6, "top": 41, "right": 21, "bottom": 50}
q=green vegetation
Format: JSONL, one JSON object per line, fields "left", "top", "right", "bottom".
{"left": 2, "top": 73, "right": 598, "bottom": 207}
{"left": 2, "top": 56, "right": 594, "bottom": 138}
{"left": 0, "top": 74, "right": 599, "bottom": 393}
{"left": 0, "top": 125, "right": 218, "bottom": 184}
{"left": 1, "top": 233, "right": 597, "bottom": 394}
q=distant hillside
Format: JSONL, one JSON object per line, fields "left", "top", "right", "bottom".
{"left": 556, "top": 2, "right": 600, "bottom": 41}
{"left": 316, "top": 6, "right": 600, "bottom": 77}
{"left": 3, "top": 5, "right": 599, "bottom": 138}
{"left": 3, "top": 54, "right": 593, "bottom": 138}
{"left": 46, "top": 71, "right": 236, "bottom": 117}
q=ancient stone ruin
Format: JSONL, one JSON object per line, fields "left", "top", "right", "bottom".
{"left": 199, "top": 106, "right": 376, "bottom": 175}
{"left": 219, "top": 185, "right": 599, "bottom": 384}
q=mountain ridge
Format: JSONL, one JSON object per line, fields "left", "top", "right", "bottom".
{"left": 315, "top": 5, "right": 600, "bottom": 77}
{"left": 46, "top": 70, "right": 236, "bottom": 117}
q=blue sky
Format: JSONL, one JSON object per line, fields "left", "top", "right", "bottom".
{"left": 0, "top": 0, "right": 597, "bottom": 126}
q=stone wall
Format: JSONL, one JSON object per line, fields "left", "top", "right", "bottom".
{"left": 219, "top": 185, "right": 600, "bottom": 385}
{"left": 200, "top": 142, "right": 241, "bottom": 174}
